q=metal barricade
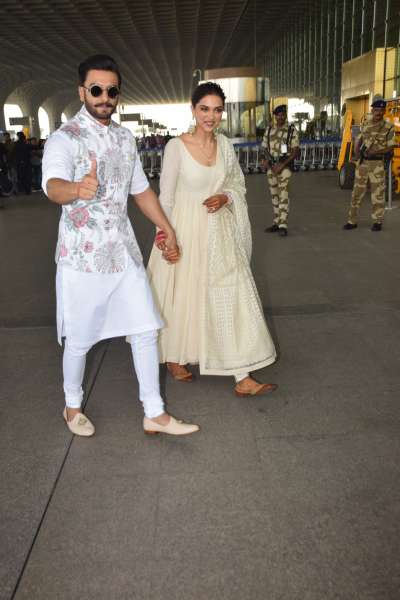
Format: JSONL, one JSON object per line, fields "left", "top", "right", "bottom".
{"left": 140, "top": 148, "right": 164, "bottom": 178}
{"left": 233, "top": 142, "right": 262, "bottom": 174}
{"left": 297, "top": 141, "right": 311, "bottom": 171}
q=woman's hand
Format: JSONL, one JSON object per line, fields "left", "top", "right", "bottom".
{"left": 154, "top": 230, "right": 167, "bottom": 250}
{"left": 203, "top": 193, "right": 228, "bottom": 213}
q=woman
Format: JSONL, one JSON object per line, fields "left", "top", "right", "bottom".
{"left": 148, "top": 82, "right": 277, "bottom": 396}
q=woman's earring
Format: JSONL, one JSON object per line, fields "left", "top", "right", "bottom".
{"left": 188, "top": 117, "right": 196, "bottom": 135}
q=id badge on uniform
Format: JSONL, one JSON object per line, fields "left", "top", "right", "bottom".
{"left": 280, "top": 143, "right": 288, "bottom": 154}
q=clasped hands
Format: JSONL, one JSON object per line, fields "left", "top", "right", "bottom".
{"left": 260, "top": 160, "right": 284, "bottom": 175}
{"left": 155, "top": 230, "right": 180, "bottom": 264}
{"left": 155, "top": 193, "right": 228, "bottom": 264}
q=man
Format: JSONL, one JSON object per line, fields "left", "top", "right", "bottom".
{"left": 261, "top": 105, "right": 299, "bottom": 237}
{"left": 42, "top": 54, "right": 198, "bottom": 437}
{"left": 0, "top": 142, "right": 8, "bottom": 207}
{"left": 343, "top": 96, "right": 395, "bottom": 232}
{"left": 29, "top": 137, "right": 43, "bottom": 191}
{"left": 2, "top": 133, "right": 17, "bottom": 194}
{"left": 15, "top": 131, "right": 32, "bottom": 194}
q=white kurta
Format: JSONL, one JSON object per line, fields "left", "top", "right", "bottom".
{"left": 42, "top": 105, "right": 162, "bottom": 347}
{"left": 147, "top": 135, "right": 276, "bottom": 376}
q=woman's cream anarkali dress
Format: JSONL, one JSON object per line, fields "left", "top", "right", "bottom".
{"left": 147, "top": 134, "right": 276, "bottom": 377}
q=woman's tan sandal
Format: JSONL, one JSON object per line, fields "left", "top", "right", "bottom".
{"left": 235, "top": 383, "right": 278, "bottom": 397}
{"left": 166, "top": 362, "right": 194, "bottom": 382}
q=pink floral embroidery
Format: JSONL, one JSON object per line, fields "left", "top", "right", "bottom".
{"left": 55, "top": 107, "right": 144, "bottom": 272}
{"left": 70, "top": 207, "right": 89, "bottom": 228}
{"left": 94, "top": 241, "right": 125, "bottom": 273}
{"left": 84, "top": 241, "right": 94, "bottom": 253}
{"left": 61, "top": 122, "right": 81, "bottom": 137}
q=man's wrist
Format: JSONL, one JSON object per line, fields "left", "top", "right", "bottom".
{"left": 163, "top": 224, "right": 175, "bottom": 237}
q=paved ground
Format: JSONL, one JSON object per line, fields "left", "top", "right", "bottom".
{"left": 1, "top": 172, "right": 400, "bottom": 600}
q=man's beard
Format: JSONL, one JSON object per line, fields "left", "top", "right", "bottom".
{"left": 84, "top": 100, "right": 117, "bottom": 122}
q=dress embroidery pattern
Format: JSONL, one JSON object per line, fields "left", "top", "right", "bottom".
{"left": 46, "top": 106, "right": 145, "bottom": 273}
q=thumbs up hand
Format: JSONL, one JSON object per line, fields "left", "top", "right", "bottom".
{"left": 77, "top": 159, "right": 99, "bottom": 200}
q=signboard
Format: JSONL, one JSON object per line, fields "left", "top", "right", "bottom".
{"left": 9, "top": 116, "right": 30, "bottom": 126}
{"left": 120, "top": 113, "right": 141, "bottom": 122}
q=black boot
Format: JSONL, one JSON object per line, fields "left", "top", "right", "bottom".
{"left": 265, "top": 224, "right": 279, "bottom": 233}
{"left": 343, "top": 222, "right": 357, "bottom": 230}
{"left": 371, "top": 223, "right": 382, "bottom": 231}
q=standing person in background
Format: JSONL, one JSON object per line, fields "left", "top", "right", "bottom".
{"left": 0, "top": 142, "right": 8, "bottom": 207}
{"left": 3, "top": 133, "right": 14, "bottom": 169}
{"left": 343, "top": 96, "right": 395, "bottom": 232}
{"left": 3, "top": 133, "right": 17, "bottom": 195}
{"left": 261, "top": 105, "right": 299, "bottom": 237}
{"left": 42, "top": 54, "right": 199, "bottom": 437}
{"left": 29, "top": 137, "right": 43, "bottom": 191}
{"left": 15, "top": 131, "right": 32, "bottom": 195}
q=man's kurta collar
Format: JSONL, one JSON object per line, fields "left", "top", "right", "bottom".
{"left": 79, "top": 104, "right": 118, "bottom": 133}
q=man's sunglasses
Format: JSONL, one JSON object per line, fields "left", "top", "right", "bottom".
{"left": 83, "top": 84, "right": 120, "bottom": 99}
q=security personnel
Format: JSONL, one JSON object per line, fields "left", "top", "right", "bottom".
{"left": 261, "top": 105, "right": 299, "bottom": 237}
{"left": 343, "top": 96, "right": 395, "bottom": 232}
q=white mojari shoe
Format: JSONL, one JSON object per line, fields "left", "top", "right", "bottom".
{"left": 143, "top": 415, "right": 199, "bottom": 436}
{"left": 63, "top": 408, "right": 95, "bottom": 437}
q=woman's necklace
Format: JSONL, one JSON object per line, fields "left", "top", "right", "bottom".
{"left": 195, "top": 137, "right": 216, "bottom": 165}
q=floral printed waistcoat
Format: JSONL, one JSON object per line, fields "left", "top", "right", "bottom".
{"left": 49, "top": 106, "right": 145, "bottom": 273}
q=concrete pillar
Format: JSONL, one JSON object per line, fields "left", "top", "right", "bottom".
{"left": 64, "top": 98, "right": 83, "bottom": 120}
{"left": 1, "top": 69, "right": 29, "bottom": 133}
{"left": 19, "top": 100, "right": 41, "bottom": 138}
{"left": 0, "top": 103, "right": 7, "bottom": 132}
{"left": 7, "top": 91, "right": 40, "bottom": 138}
{"left": 42, "top": 90, "right": 76, "bottom": 133}
{"left": 7, "top": 82, "right": 61, "bottom": 139}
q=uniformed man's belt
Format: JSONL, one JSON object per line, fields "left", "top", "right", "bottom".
{"left": 363, "top": 156, "right": 383, "bottom": 161}
{"left": 271, "top": 155, "right": 288, "bottom": 163}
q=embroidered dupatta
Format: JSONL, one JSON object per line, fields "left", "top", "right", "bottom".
{"left": 200, "top": 135, "right": 276, "bottom": 375}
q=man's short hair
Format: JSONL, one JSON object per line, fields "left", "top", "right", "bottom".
{"left": 78, "top": 54, "right": 122, "bottom": 87}
{"left": 273, "top": 104, "right": 287, "bottom": 116}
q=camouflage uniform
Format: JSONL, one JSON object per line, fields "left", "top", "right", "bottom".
{"left": 348, "top": 118, "right": 395, "bottom": 225}
{"left": 261, "top": 122, "right": 299, "bottom": 229}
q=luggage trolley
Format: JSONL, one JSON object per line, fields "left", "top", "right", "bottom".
{"left": 234, "top": 143, "right": 250, "bottom": 174}
{"left": 139, "top": 150, "right": 151, "bottom": 176}
{"left": 148, "top": 148, "right": 164, "bottom": 179}
{"left": 298, "top": 140, "right": 312, "bottom": 171}
{"left": 318, "top": 140, "right": 330, "bottom": 170}
{"left": 247, "top": 142, "right": 261, "bottom": 174}
{"left": 309, "top": 141, "right": 322, "bottom": 170}
{"left": 328, "top": 139, "right": 341, "bottom": 169}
